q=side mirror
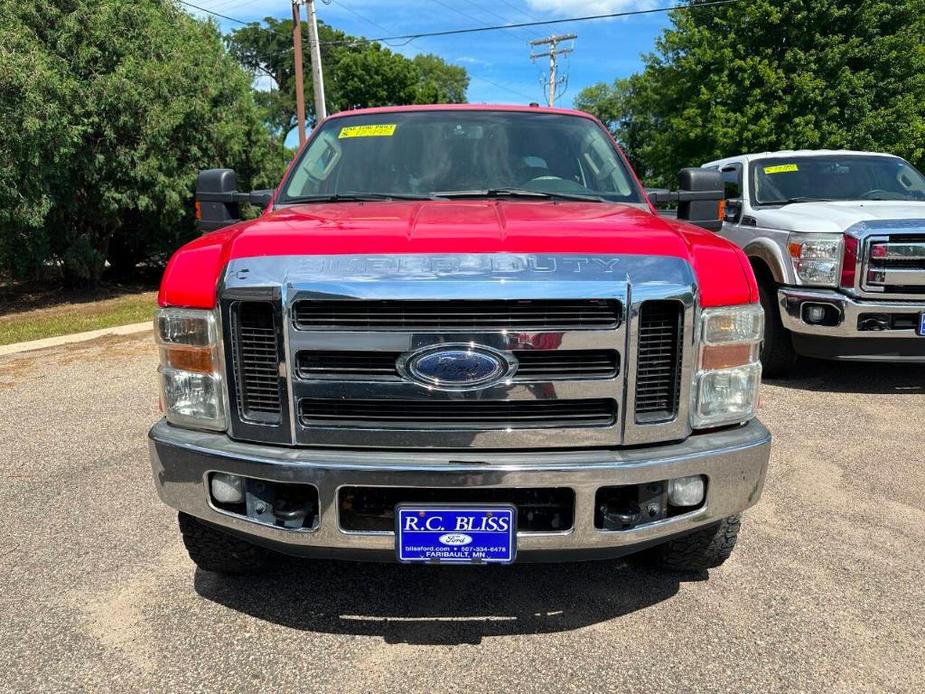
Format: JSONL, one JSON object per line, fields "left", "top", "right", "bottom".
{"left": 725, "top": 198, "right": 743, "bottom": 224}
{"left": 645, "top": 188, "right": 671, "bottom": 202}
{"left": 196, "top": 169, "right": 241, "bottom": 232}
{"left": 676, "top": 168, "right": 723, "bottom": 232}
{"left": 195, "top": 169, "right": 275, "bottom": 233}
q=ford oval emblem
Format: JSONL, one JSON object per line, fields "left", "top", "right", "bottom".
{"left": 397, "top": 343, "right": 517, "bottom": 390}
{"left": 439, "top": 533, "right": 473, "bottom": 546}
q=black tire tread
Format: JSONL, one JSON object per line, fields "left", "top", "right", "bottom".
{"left": 178, "top": 512, "right": 268, "bottom": 574}
{"left": 758, "top": 278, "right": 796, "bottom": 377}
{"left": 653, "top": 514, "right": 741, "bottom": 572}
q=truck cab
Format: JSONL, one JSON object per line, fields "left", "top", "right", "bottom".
{"left": 150, "top": 105, "right": 770, "bottom": 574}
{"left": 703, "top": 150, "right": 925, "bottom": 374}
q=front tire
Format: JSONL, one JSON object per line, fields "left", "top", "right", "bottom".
{"left": 650, "top": 515, "right": 742, "bottom": 572}
{"left": 758, "top": 279, "right": 796, "bottom": 377}
{"left": 178, "top": 512, "right": 269, "bottom": 574}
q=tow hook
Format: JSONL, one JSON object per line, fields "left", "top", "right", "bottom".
{"left": 859, "top": 315, "right": 890, "bottom": 331}
{"left": 598, "top": 501, "right": 642, "bottom": 530}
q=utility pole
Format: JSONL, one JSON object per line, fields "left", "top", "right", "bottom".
{"left": 292, "top": 1, "right": 307, "bottom": 145}
{"left": 291, "top": 1, "right": 327, "bottom": 146}
{"left": 529, "top": 33, "right": 576, "bottom": 107}
{"left": 305, "top": 0, "right": 327, "bottom": 122}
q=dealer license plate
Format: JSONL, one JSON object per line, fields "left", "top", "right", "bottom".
{"left": 918, "top": 312, "right": 925, "bottom": 336}
{"left": 395, "top": 505, "right": 516, "bottom": 564}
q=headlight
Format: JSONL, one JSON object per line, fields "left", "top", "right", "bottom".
{"left": 788, "top": 233, "right": 842, "bottom": 286}
{"left": 155, "top": 308, "right": 225, "bottom": 431}
{"left": 691, "top": 305, "right": 763, "bottom": 428}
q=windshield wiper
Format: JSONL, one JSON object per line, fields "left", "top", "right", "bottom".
{"left": 762, "top": 196, "right": 834, "bottom": 205}
{"left": 282, "top": 192, "right": 442, "bottom": 203}
{"left": 436, "top": 188, "right": 607, "bottom": 202}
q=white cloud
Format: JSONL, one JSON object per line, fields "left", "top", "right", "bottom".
{"left": 525, "top": 0, "right": 662, "bottom": 17}
{"left": 457, "top": 56, "right": 493, "bottom": 67}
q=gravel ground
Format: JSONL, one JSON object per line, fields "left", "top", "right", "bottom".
{"left": 1, "top": 333, "right": 923, "bottom": 693}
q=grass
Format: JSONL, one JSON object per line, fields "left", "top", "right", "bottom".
{"left": 0, "top": 292, "right": 157, "bottom": 346}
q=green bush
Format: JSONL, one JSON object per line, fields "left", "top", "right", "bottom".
{"left": 0, "top": 0, "right": 288, "bottom": 283}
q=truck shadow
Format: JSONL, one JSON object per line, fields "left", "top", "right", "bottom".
{"left": 193, "top": 557, "right": 699, "bottom": 645}
{"left": 766, "top": 359, "right": 925, "bottom": 394}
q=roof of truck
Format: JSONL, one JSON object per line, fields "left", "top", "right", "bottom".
{"left": 322, "top": 103, "right": 597, "bottom": 121}
{"left": 703, "top": 149, "right": 904, "bottom": 168}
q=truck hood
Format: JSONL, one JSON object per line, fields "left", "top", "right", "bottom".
{"left": 159, "top": 200, "right": 757, "bottom": 309}
{"left": 755, "top": 200, "right": 925, "bottom": 233}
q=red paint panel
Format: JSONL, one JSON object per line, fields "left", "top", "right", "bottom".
{"left": 158, "top": 227, "right": 240, "bottom": 308}
{"left": 663, "top": 219, "right": 760, "bottom": 307}
{"left": 159, "top": 201, "right": 756, "bottom": 310}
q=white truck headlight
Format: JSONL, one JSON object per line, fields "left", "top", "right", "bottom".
{"left": 155, "top": 308, "right": 225, "bottom": 431}
{"left": 788, "top": 233, "right": 842, "bottom": 286}
{"left": 692, "top": 305, "right": 763, "bottom": 428}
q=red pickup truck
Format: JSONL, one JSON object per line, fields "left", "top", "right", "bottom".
{"left": 150, "top": 104, "right": 770, "bottom": 574}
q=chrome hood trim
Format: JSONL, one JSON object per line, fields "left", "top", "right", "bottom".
{"left": 220, "top": 253, "right": 698, "bottom": 450}
{"left": 224, "top": 253, "right": 695, "bottom": 292}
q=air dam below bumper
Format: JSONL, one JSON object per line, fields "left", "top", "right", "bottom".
{"left": 149, "top": 419, "right": 771, "bottom": 562}
{"left": 779, "top": 287, "right": 925, "bottom": 362}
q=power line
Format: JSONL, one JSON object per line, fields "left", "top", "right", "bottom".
{"left": 468, "top": 73, "right": 540, "bottom": 103}
{"left": 330, "top": 0, "right": 536, "bottom": 103}
{"left": 204, "top": 0, "right": 263, "bottom": 13}
{"left": 330, "top": 0, "right": 402, "bottom": 40}
{"left": 497, "top": 0, "right": 543, "bottom": 23}
{"left": 429, "top": 0, "right": 518, "bottom": 42}
{"left": 456, "top": 0, "right": 539, "bottom": 44}
{"left": 177, "top": 0, "right": 741, "bottom": 44}
{"left": 175, "top": 0, "right": 248, "bottom": 25}
{"left": 319, "top": 0, "right": 741, "bottom": 46}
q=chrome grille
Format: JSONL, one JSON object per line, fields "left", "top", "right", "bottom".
{"left": 221, "top": 253, "right": 696, "bottom": 449}
{"left": 298, "top": 351, "right": 397, "bottom": 379}
{"left": 299, "top": 398, "right": 618, "bottom": 429}
{"left": 634, "top": 300, "right": 683, "bottom": 423}
{"left": 515, "top": 350, "right": 619, "bottom": 379}
{"left": 866, "top": 235, "right": 925, "bottom": 294}
{"left": 296, "top": 349, "right": 619, "bottom": 381}
{"left": 292, "top": 299, "right": 620, "bottom": 331}
{"left": 231, "top": 301, "right": 282, "bottom": 423}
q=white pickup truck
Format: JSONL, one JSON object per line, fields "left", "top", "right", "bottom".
{"left": 703, "top": 150, "right": 925, "bottom": 375}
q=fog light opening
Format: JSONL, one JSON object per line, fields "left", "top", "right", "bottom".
{"left": 211, "top": 473, "right": 244, "bottom": 504}
{"left": 801, "top": 302, "right": 840, "bottom": 327}
{"left": 805, "top": 305, "right": 826, "bottom": 324}
{"left": 668, "top": 475, "right": 705, "bottom": 507}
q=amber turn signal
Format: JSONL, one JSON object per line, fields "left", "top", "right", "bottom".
{"left": 700, "top": 343, "right": 755, "bottom": 371}
{"left": 162, "top": 346, "right": 214, "bottom": 373}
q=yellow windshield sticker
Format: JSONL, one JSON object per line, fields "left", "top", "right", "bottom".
{"left": 764, "top": 163, "right": 799, "bottom": 174}
{"left": 338, "top": 124, "right": 397, "bottom": 139}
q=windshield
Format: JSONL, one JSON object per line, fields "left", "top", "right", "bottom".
{"left": 750, "top": 155, "right": 925, "bottom": 205}
{"left": 279, "top": 110, "right": 642, "bottom": 203}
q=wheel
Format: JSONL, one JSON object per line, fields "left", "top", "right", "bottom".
{"left": 178, "top": 512, "right": 269, "bottom": 574}
{"left": 650, "top": 515, "right": 742, "bottom": 572}
{"left": 757, "top": 278, "right": 796, "bottom": 377}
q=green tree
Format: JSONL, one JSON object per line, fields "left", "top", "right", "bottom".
{"left": 0, "top": 0, "right": 287, "bottom": 282}
{"left": 575, "top": 0, "right": 925, "bottom": 186}
{"left": 412, "top": 54, "right": 469, "bottom": 104}
{"left": 332, "top": 42, "right": 421, "bottom": 111}
{"left": 228, "top": 19, "right": 469, "bottom": 143}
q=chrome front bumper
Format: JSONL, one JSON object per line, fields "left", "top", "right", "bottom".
{"left": 778, "top": 287, "right": 925, "bottom": 361}
{"left": 149, "top": 418, "right": 771, "bottom": 561}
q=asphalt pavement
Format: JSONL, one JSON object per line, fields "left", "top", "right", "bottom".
{"left": 1, "top": 332, "right": 923, "bottom": 693}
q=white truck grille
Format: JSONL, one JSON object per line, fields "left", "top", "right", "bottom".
{"left": 865, "top": 235, "right": 925, "bottom": 294}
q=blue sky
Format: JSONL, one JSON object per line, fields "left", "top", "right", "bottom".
{"left": 184, "top": 0, "right": 673, "bottom": 142}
